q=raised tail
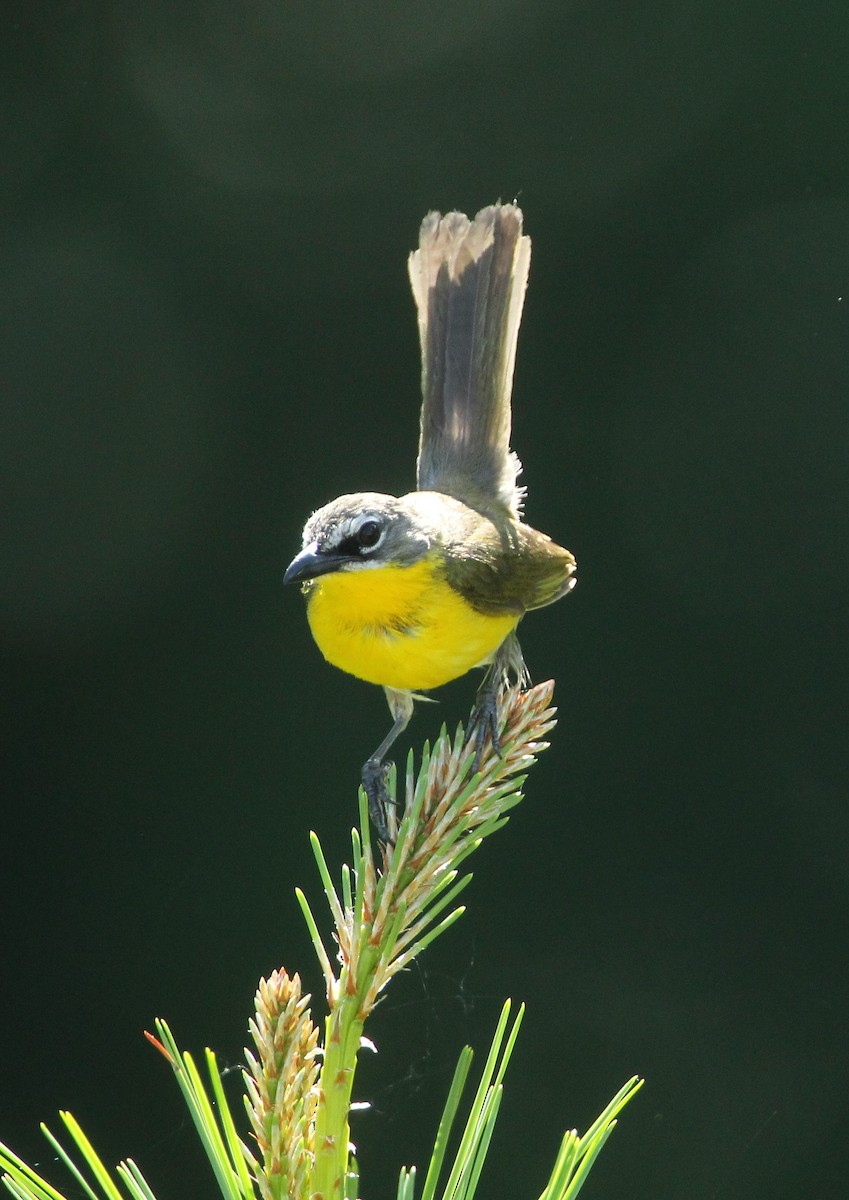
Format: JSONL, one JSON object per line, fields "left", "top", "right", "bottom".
{"left": 408, "top": 204, "right": 531, "bottom": 520}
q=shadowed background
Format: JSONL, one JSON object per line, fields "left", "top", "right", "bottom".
{"left": 2, "top": 1, "right": 848, "bottom": 1196}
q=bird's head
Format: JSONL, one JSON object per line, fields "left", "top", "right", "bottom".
{"left": 284, "top": 492, "right": 432, "bottom": 586}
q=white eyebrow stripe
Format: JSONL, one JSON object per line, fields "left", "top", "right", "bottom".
{"left": 326, "top": 515, "right": 387, "bottom": 553}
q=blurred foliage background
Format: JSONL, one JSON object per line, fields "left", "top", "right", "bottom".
{"left": 1, "top": 1, "right": 848, "bottom": 1197}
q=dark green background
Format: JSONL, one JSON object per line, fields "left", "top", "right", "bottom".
{"left": 2, "top": 2, "right": 848, "bottom": 1197}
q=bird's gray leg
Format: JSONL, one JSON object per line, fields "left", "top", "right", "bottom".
{"left": 362, "top": 687, "right": 415, "bottom": 841}
{"left": 467, "top": 631, "right": 529, "bottom": 767}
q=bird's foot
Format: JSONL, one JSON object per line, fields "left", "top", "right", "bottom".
{"left": 466, "top": 631, "right": 529, "bottom": 771}
{"left": 362, "top": 757, "right": 394, "bottom": 843}
{"left": 466, "top": 679, "right": 503, "bottom": 773}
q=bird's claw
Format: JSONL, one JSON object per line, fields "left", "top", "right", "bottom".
{"left": 466, "top": 683, "right": 503, "bottom": 773}
{"left": 362, "top": 757, "right": 393, "bottom": 843}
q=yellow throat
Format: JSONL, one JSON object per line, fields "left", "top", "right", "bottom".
{"left": 304, "top": 554, "right": 519, "bottom": 692}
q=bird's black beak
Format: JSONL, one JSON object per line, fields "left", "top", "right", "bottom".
{"left": 284, "top": 541, "right": 353, "bottom": 585}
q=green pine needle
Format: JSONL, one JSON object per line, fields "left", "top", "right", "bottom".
{"left": 1, "top": 680, "right": 643, "bottom": 1200}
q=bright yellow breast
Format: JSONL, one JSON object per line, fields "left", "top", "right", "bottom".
{"left": 304, "top": 556, "right": 518, "bottom": 691}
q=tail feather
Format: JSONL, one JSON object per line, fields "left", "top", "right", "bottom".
{"left": 408, "top": 204, "right": 530, "bottom": 520}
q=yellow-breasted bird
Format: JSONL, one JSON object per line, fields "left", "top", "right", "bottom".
{"left": 284, "top": 204, "right": 576, "bottom": 837}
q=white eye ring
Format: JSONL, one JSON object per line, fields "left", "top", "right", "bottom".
{"left": 355, "top": 518, "right": 384, "bottom": 552}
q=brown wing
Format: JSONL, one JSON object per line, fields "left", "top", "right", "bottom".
{"left": 440, "top": 519, "right": 576, "bottom": 617}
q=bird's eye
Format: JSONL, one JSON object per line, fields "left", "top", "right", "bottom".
{"left": 357, "top": 519, "right": 382, "bottom": 549}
